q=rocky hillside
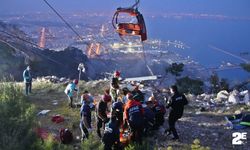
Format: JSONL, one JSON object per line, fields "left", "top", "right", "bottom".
{"left": 27, "top": 80, "right": 250, "bottom": 150}
{"left": 0, "top": 21, "right": 90, "bottom": 80}
{"left": 0, "top": 40, "right": 89, "bottom": 80}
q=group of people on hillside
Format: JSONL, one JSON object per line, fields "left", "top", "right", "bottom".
{"left": 68, "top": 71, "right": 188, "bottom": 150}
{"left": 22, "top": 66, "right": 188, "bottom": 149}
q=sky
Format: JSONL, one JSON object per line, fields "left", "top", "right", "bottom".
{"left": 0, "top": 0, "right": 250, "bottom": 16}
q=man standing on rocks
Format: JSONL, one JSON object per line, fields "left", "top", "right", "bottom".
{"left": 165, "top": 85, "right": 188, "bottom": 140}
{"left": 64, "top": 79, "right": 78, "bottom": 108}
{"left": 23, "top": 66, "right": 32, "bottom": 96}
{"left": 80, "top": 96, "right": 92, "bottom": 140}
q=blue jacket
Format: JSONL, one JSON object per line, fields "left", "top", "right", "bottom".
{"left": 102, "top": 119, "right": 120, "bottom": 144}
{"left": 80, "top": 102, "right": 92, "bottom": 128}
{"left": 23, "top": 69, "right": 32, "bottom": 83}
{"left": 64, "top": 82, "right": 77, "bottom": 97}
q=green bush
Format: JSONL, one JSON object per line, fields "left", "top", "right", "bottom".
{"left": 176, "top": 76, "right": 204, "bottom": 95}
{"left": 209, "top": 74, "right": 229, "bottom": 93}
{"left": 81, "top": 134, "right": 104, "bottom": 150}
{"left": 240, "top": 63, "right": 250, "bottom": 72}
{"left": 125, "top": 141, "right": 153, "bottom": 150}
{"left": 191, "top": 139, "right": 210, "bottom": 150}
{"left": 166, "top": 63, "right": 184, "bottom": 77}
{"left": 32, "top": 134, "right": 71, "bottom": 150}
{"left": 0, "top": 82, "right": 36, "bottom": 150}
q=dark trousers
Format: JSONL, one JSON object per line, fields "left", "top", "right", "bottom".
{"left": 97, "top": 117, "right": 108, "bottom": 138}
{"left": 68, "top": 96, "right": 73, "bottom": 107}
{"left": 80, "top": 122, "right": 89, "bottom": 138}
{"left": 104, "top": 142, "right": 120, "bottom": 150}
{"left": 154, "top": 113, "right": 165, "bottom": 129}
{"left": 116, "top": 112, "right": 123, "bottom": 127}
{"left": 25, "top": 82, "right": 32, "bottom": 95}
{"left": 168, "top": 114, "right": 180, "bottom": 139}
{"left": 130, "top": 124, "right": 143, "bottom": 144}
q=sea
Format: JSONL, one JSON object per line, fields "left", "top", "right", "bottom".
{"left": 146, "top": 17, "right": 250, "bottom": 84}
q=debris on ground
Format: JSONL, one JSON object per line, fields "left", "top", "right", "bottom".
{"left": 51, "top": 115, "right": 65, "bottom": 124}
{"left": 37, "top": 110, "right": 51, "bottom": 116}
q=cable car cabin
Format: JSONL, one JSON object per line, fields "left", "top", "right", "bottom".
{"left": 112, "top": 8, "right": 147, "bottom": 41}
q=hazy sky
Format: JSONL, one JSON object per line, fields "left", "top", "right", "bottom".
{"left": 0, "top": 0, "right": 250, "bottom": 16}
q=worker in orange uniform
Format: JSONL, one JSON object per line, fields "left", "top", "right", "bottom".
{"left": 123, "top": 93, "right": 144, "bottom": 143}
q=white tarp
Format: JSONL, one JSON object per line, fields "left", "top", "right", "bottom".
{"left": 228, "top": 90, "right": 239, "bottom": 104}
{"left": 37, "top": 110, "right": 50, "bottom": 116}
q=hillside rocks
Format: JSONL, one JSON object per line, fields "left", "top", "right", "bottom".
{"left": 186, "top": 89, "right": 250, "bottom": 115}
{"left": 216, "top": 90, "right": 229, "bottom": 102}
{"left": 35, "top": 76, "right": 70, "bottom": 84}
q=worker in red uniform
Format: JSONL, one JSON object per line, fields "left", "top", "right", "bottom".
{"left": 123, "top": 93, "right": 144, "bottom": 143}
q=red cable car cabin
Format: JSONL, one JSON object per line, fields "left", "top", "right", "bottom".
{"left": 112, "top": 8, "right": 147, "bottom": 41}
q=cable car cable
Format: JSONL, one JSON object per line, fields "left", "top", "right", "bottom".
{"left": 141, "top": 42, "right": 154, "bottom": 76}
{"left": 0, "top": 30, "right": 63, "bottom": 65}
{"left": 42, "top": 0, "right": 83, "bottom": 41}
{"left": 42, "top": 0, "right": 107, "bottom": 59}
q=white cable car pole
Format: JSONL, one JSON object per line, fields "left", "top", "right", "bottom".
{"left": 77, "top": 63, "right": 85, "bottom": 103}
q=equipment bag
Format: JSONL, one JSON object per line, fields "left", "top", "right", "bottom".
{"left": 60, "top": 128, "right": 73, "bottom": 144}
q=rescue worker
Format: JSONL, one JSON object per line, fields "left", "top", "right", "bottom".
{"left": 23, "top": 66, "right": 32, "bottom": 95}
{"left": 165, "top": 85, "right": 188, "bottom": 140}
{"left": 102, "top": 114, "right": 120, "bottom": 150}
{"left": 80, "top": 96, "right": 92, "bottom": 140}
{"left": 143, "top": 100, "right": 155, "bottom": 136}
{"left": 132, "top": 85, "right": 144, "bottom": 103}
{"left": 112, "top": 100, "right": 124, "bottom": 127}
{"left": 121, "top": 87, "right": 129, "bottom": 104}
{"left": 64, "top": 79, "right": 78, "bottom": 108}
{"left": 81, "top": 90, "right": 94, "bottom": 109}
{"left": 123, "top": 93, "right": 144, "bottom": 143}
{"left": 110, "top": 71, "right": 120, "bottom": 102}
{"left": 96, "top": 93, "right": 111, "bottom": 138}
{"left": 149, "top": 96, "right": 166, "bottom": 130}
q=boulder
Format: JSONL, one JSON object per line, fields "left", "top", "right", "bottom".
{"left": 240, "top": 90, "right": 250, "bottom": 105}
{"left": 216, "top": 90, "right": 229, "bottom": 102}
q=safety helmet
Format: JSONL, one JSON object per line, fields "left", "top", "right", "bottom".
{"left": 73, "top": 79, "right": 78, "bottom": 85}
{"left": 148, "top": 96, "right": 155, "bottom": 102}
{"left": 114, "top": 71, "right": 120, "bottom": 77}
{"left": 102, "top": 94, "right": 112, "bottom": 102}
